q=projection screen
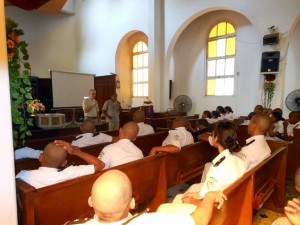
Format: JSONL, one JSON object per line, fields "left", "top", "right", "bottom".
{"left": 50, "top": 70, "right": 95, "bottom": 108}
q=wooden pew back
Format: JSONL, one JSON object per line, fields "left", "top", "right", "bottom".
{"left": 166, "top": 141, "right": 218, "bottom": 187}
{"left": 16, "top": 153, "right": 167, "bottom": 225}
{"left": 287, "top": 128, "right": 300, "bottom": 178}
{"left": 209, "top": 140, "right": 288, "bottom": 225}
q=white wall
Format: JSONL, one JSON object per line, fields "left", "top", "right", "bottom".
{"left": 283, "top": 20, "right": 300, "bottom": 117}
{"left": 5, "top": 6, "right": 78, "bottom": 78}
{"left": 75, "top": 0, "right": 149, "bottom": 75}
{"left": 0, "top": 1, "right": 18, "bottom": 224}
{"left": 170, "top": 10, "right": 260, "bottom": 116}
{"left": 164, "top": 0, "right": 300, "bottom": 115}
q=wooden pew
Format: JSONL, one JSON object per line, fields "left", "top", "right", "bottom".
{"left": 16, "top": 153, "right": 167, "bottom": 225}
{"left": 15, "top": 131, "right": 169, "bottom": 174}
{"left": 286, "top": 128, "right": 300, "bottom": 178}
{"left": 166, "top": 141, "right": 218, "bottom": 188}
{"left": 209, "top": 140, "right": 288, "bottom": 225}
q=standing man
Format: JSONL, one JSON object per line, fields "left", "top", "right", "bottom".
{"left": 82, "top": 89, "right": 100, "bottom": 124}
{"left": 102, "top": 93, "right": 121, "bottom": 131}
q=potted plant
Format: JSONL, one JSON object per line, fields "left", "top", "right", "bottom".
{"left": 6, "top": 18, "right": 33, "bottom": 148}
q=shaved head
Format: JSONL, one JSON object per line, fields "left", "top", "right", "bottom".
{"left": 248, "top": 113, "right": 272, "bottom": 136}
{"left": 42, "top": 142, "right": 68, "bottom": 168}
{"left": 121, "top": 121, "right": 139, "bottom": 141}
{"left": 132, "top": 110, "right": 145, "bottom": 123}
{"left": 173, "top": 116, "right": 188, "bottom": 129}
{"left": 89, "top": 170, "right": 133, "bottom": 222}
{"left": 81, "top": 119, "right": 96, "bottom": 133}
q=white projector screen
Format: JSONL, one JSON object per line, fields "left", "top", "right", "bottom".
{"left": 51, "top": 70, "right": 95, "bottom": 108}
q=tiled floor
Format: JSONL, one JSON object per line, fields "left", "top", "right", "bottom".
{"left": 253, "top": 179, "right": 298, "bottom": 225}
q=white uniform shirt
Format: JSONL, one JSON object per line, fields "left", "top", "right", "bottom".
{"left": 162, "top": 127, "right": 194, "bottom": 149}
{"left": 127, "top": 213, "right": 195, "bottom": 225}
{"left": 206, "top": 118, "right": 218, "bottom": 124}
{"left": 287, "top": 121, "right": 300, "bottom": 137}
{"left": 72, "top": 213, "right": 194, "bottom": 225}
{"left": 224, "top": 112, "right": 234, "bottom": 120}
{"left": 72, "top": 214, "right": 132, "bottom": 225}
{"left": 98, "top": 139, "right": 143, "bottom": 170}
{"left": 71, "top": 133, "right": 113, "bottom": 147}
{"left": 16, "top": 165, "right": 95, "bottom": 189}
{"left": 137, "top": 122, "right": 154, "bottom": 136}
{"left": 15, "top": 147, "right": 42, "bottom": 159}
{"left": 234, "top": 135, "right": 271, "bottom": 170}
{"left": 199, "top": 149, "right": 245, "bottom": 198}
{"left": 273, "top": 120, "right": 284, "bottom": 135}
{"left": 295, "top": 121, "right": 300, "bottom": 129}
{"left": 82, "top": 98, "right": 99, "bottom": 118}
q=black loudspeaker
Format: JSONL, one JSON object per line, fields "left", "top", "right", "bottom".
{"left": 169, "top": 80, "right": 172, "bottom": 99}
{"left": 263, "top": 33, "right": 279, "bottom": 45}
{"left": 260, "top": 51, "right": 280, "bottom": 73}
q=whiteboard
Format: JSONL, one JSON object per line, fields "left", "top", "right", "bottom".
{"left": 51, "top": 70, "right": 95, "bottom": 108}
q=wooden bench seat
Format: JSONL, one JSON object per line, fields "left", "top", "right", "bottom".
{"left": 16, "top": 153, "right": 167, "bottom": 225}
{"left": 166, "top": 141, "right": 218, "bottom": 187}
{"left": 209, "top": 140, "right": 288, "bottom": 225}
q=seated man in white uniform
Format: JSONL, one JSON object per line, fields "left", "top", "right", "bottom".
{"left": 149, "top": 116, "right": 194, "bottom": 156}
{"left": 234, "top": 113, "right": 272, "bottom": 170}
{"left": 98, "top": 121, "right": 143, "bottom": 170}
{"left": 72, "top": 119, "right": 118, "bottom": 147}
{"left": 64, "top": 169, "right": 227, "bottom": 225}
{"left": 132, "top": 110, "right": 154, "bottom": 136}
{"left": 284, "top": 111, "right": 300, "bottom": 141}
{"left": 16, "top": 142, "right": 104, "bottom": 189}
{"left": 171, "top": 121, "right": 245, "bottom": 208}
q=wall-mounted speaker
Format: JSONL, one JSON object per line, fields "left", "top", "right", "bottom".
{"left": 260, "top": 51, "right": 280, "bottom": 73}
{"left": 263, "top": 33, "right": 279, "bottom": 45}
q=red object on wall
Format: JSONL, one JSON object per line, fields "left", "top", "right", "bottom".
{"left": 5, "top": 0, "right": 50, "bottom": 10}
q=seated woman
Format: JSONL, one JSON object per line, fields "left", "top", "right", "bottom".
{"left": 269, "top": 111, "right": 285, "bottom": 140}
{"left": 173, "top": 121, "right": 245, "bottom": 206}
{"left": 202, "top": 110, "right": 218, "bottom": 124}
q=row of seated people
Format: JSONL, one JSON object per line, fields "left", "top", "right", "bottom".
{"left": 15, "top": 110, "right": 298, "bottom": 224}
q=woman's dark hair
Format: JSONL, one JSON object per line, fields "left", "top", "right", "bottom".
{"left": 225, "top": 106, "right": 233, "bottom": 113}
{"left": 272, "top": 111, "right": 284, "bottom": 121}
{"left": 216, "top": 106, "right": 226, "bottom": 114}
{"left": 211, "top": 110, "right": 220, "bottom": 119}
{"left": 203, "top": 110, "right": 212, "bottom": 119}
{"left": 213, "top": 121, "right": 241, "bottom": 153}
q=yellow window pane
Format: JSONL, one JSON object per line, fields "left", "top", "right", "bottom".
{"left": 133, "top": 70, "right": 138, "bottom": 82}
{"left": 143, "top": 69, "right": 148, "bottom": 81}
{"left": 143, "top": 53, "right": 148, "bottom": 67}
{"left": 138, "top": 42, "right": 143, "bottom": 52}
{"left": 226, "top": 23, "right": 235, "bottom": 34}
{"left": 226, "top": 37, "right": 236, "bottom": 56}
{"left": 209, "top": 25, "right": 217, "bottom": 38}
{"left": 142, "top": 42, "right": 148, "bottom": 51}
{"left": 206, "top": 80, "right": 215, "bottom": 95}
{"left": 133, "top": 44, "right": 138, "bottom": 53}
{"left": 217, "top": 22, "right": 226, "bottom": 36}
{"left": 143, "top": 84, "right": 148, "bottom": 96}
{"left": 208, "top": 41, "right": 216, "bottom": 58}
{"left": 133, "top": 84, "right": 138, "bottom": 96}
{"left": 137, "top": 55, "right": 143, "bottom": 67}
{"left": 133, "top": 55, "right": 137, "bottom": 68}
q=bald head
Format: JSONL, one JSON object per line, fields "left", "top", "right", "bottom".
{"left": 133, "top": 110, "right": 145, "bottom": 123}
{"left": 81, "top": 119, "right": 96, "bottom": 133}
{"left": 120, "top": 121, "right": 139, "bottom": 141}
{"left": 289, "top": 111, "right": 300, "bottom": 124}
{"left": 89, "top": 170, "right": 133, "bottom": 222}
{"left": 41, "top": 142, "right": 68, "bottom": 168}
{"left": 172, "top": 116, "right": 188, "bottom": 129}
{"left": 248, "top": 113, "right": 272, "bottom": 136}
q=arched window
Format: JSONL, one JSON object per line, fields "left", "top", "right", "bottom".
{"left": 132, "top": 41, "right": 148, "bottom": 97}
{"left": 206, "top": 22, "right": 236, "bottom": 96}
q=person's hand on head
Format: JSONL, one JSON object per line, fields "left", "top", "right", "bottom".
{"left": 285, "top": 197, "right": 300, "bottom": 225}
{"left": 54, "top": 140, "right": 80, "bottom": 155}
